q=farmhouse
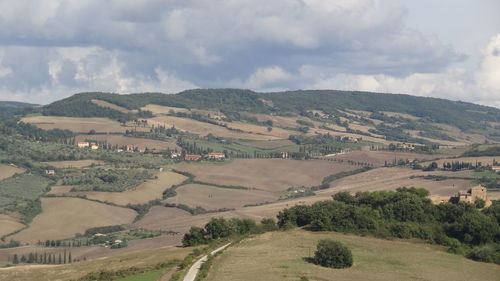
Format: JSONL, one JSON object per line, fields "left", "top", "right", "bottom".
{"left": 44, "top": 169, "right": 56, "bottom": 175}
{"left": 279, "top": 152, "right": 289, "bottom": 159}
{"left": 90, "top": 143, "right": 99, "bottom": 150}
{"left": 171, "top": 151, "right": 182, "bottom": 159}
{"left": 450, "top": 185, "right": 490, "bottom": 205}
{"left": 77, "top": 141, "right": 89, "bottom": 148}
{"left": 126, "top": 144, "right": 135, "bottom": 152}
{"left": 493, "top": 165, "right": 500, "bottom": 172}
{"left": 208, "top": 152, "right": 225, "bottom": 160}
{"left": 184, "top": 154, "right": 202, "bottom": 161}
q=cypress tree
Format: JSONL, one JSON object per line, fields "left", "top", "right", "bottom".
{"left": 68, "top": 252, "right": 72, "bottom": 263}
{"left": 13, "top": 254, "right": 19, "bottom": 264}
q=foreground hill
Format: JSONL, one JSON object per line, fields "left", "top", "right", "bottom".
{"left": 206, "top": 229, "right": 499, "bottom": 281}
{"left": 38, "top": 89, "right": 500, "bottom": 145}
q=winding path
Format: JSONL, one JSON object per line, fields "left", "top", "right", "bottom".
{"left": 182, "top": 243, "right": 231, "bottom": 281}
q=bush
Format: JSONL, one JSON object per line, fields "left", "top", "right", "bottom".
{"left": 313, "top": 239, "right": 353, "bottom": 269}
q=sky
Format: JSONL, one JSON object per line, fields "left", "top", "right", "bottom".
{"left": 0, "top": 0, "right": 499, "bottom": 107}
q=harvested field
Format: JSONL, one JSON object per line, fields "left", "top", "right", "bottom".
{"left": 321, "top": 167, "right": 472, "bottom": 196}
{"left": 43, "top": 160, "right": 105, "bottom": 169}
{"left": 224, "top": 121, "right": 294, "bottom": 139}
{"left": 21, "top": 116, "right": 149, "bottom": 133}
{"left": 164, "top": 184, "right": 278, "bottom": 210}
{"left": 90, "top": 99, "right": 135, "bottom": 114}
{"left": 170, "top": 159, "right": 358, "bottom": 192}
{"left": 148, "top": 116, "right": 277, "bottom": 140}
{"left": 10, "top": 197, "right": 137, "bottom": 243}
{"left": 206, "top": 229, "right": 500, "bottom": 281}
{"left": 74, "top": 171, "right": 187, "bottom": 205}
{"left": 0, "top": 214, "right": 24, "bottom": 238}
{"left": 237, "top": 139, "right": 296, "bottom": 149}
{"left": 0, "top": 164, "right": 25, "bottom": 180}
{"left": 140, "top": 104, "right": 191, "bottom": 115}
{"left": 326, "top": 151, "right": 449, "bottom": 167}
{"left": 0, "top": 243, "right": 193, "bottom": 281}
{"left": 75, "top": 134, "right": 179, "bottom": 151}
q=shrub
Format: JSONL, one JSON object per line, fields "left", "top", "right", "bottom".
{"left": 313, "top": 239, "right": 353, "bottom": 269}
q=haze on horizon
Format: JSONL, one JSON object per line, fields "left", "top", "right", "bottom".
{"left": 0, "top": 0, "right": 498, "bottom": 107}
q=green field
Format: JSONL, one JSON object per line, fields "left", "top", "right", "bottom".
{"left": 205, "top": 229, "right": 500, "bottom": 281}
{"left": 117, "top": 271, "right": 162, "bottom": 281}
{"left": 0, "top": 174, "right": 51, "bottom": 206}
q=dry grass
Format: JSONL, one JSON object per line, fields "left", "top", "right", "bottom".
{"left": 326, "top": 151, "right": 449, "bottom": 167}
{"left": 381, "top": 111, "right": 421, "bottom": 120}
{"left": 43, "top": 160, "right": 105, "bottom": 169}
{"left": 148, "top": 116, "right": 277, "bottom": 140}
{"left": 0, "top": 164, "right": 25, "bottom": 180}
{"left": 75, "top": 134, "right": 179, "bottom": 151}
{"left": 66, "top": 171, "right": 187, "bottom": 206}
{"left": 0, "top": 214, "right": 24, "bottom": 237}
{"left": 164, "top": 184, "right": 278, "bottom": 210}
{"left": 140, "top": 104, "right": 191, "bottom": 115}
{"left": 170, "top": 159, "right": 358, "bottom": 192}
{"left": 90, "top": 99, "right": 135, "bottom": 114}
{"left": 10, "top": 197, "right": 137, "bottom": 243}
{"left": 0, "top": 243, "right": 193, "bottom": 281}
{"left": 206, "top": 229, "right": 500, "bottom": 281}
{"left": 21, "top": 116, "right": 148, "bottom": 133}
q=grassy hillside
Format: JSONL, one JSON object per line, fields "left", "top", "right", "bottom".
{"left": 0, "top": 101, "right": 38, "bottom": 114}
{"left": 206, "top": 229, "right": 500, "bottom": 281}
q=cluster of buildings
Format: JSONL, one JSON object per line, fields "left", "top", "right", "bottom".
{"left": 170, "top": 151, "right": 226, "bottom": 161}
{"left": 77, "top": 141, "right": 99, "bottom": 150}
{"left": 430, "top": 185, "right": 492, "bottom": 207}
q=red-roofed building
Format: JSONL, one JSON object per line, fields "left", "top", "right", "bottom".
{"left": 184, "top": 154, "right": 202, "bottom": 161}
{"left": 208, "top": 152, "right": 225, "bottom": 160}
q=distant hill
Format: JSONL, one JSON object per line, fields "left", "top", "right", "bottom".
{"left": 39, "top": 89, "right": 500, "bottom": 143}
{"left": 0, "top": 101, "right": 38, "bottom": 114}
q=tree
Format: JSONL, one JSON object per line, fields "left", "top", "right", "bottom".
{"left": 205, "top": 217, "right": 231, "bottom": 239}
{"left": 12, "top": 254, "right": 19, "bottom": 264}
{"left": 182, "top": 226, "right": 206, "bottom": 247}
{"left": 313, "top": 239, "right": 353, "bottom": 269}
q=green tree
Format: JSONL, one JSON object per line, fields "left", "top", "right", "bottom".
{"left": 313, "top": 239, "right": 353, "bottom": 269}
{"left": 182, "top": 226, "right": 206, "bottom": 247}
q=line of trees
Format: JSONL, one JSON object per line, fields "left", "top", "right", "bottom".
{"left": 10, "top": 249, "right": 79, "bottom": 265}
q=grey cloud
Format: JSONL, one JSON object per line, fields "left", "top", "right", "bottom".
{"left": 0, "top": 0, "right": 467, "bottom": 103}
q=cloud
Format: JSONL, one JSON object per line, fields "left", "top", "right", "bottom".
{"left": 0, "top": 0, "right": 477, "bottom": 105}
{"left": 297, "top": 34, "right": 500, "bottom": 108}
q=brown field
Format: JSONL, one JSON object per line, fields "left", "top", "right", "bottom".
{"left": 140, "top": 104, "right": 191, "bottom": 115}
{"left": 0, "top": 242, "right": 193, "bottom": 281}
{"left": 169, "top": 159, "right": 358, "bottom": 192}
{"left": 148, "top": 116, "right": 277, "bottom": 140}
{"left": 136, "top": 166, "right": 478, "bottom": 236}
{"left": 21, "top": 116, "right": 149, "bottom": 133}
{"left": 251, "top": 113, "right": 310, "bottom": 129}
{"left": 224, "top": 121, "right": 295, "bottom": 139}
{"left": 90, "top": 99, "right": 135, "bottom": 114}
{"left": 326, "top": 150, "right": 449, "bottom": 167}
{"left": 46, "top": 185, "right": 76, "bottom": 195}
{"left": 43, "top": 160, "right": 105, "bottom": 169}
{"left": 206, "top": 229, "right": 500, "bottom": 281}
{"left": 381, "top": 111, "right": 421, "bottom": 120}
{"left": 75, "top": 134, "right": 180, "bottom": 151}
{"left": 10, "top": 197, "right": 137, "bottom": 243}
{"left": 321, "top": 167, "right": 472, "bottom": 196}
{"left": 237, "top": 139, "right": 296, "bottom": 149}
{"left": 0, "top": 214, "right": 24, "bottom": 238}
{"left": 60, "top": 171, "right": 187, "bottom": 206}
{"left": 164, "top": 184, "right": 278, "bottom": 210}
{"left": 0, "top": 164, "right": 25, "bottom": 180}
